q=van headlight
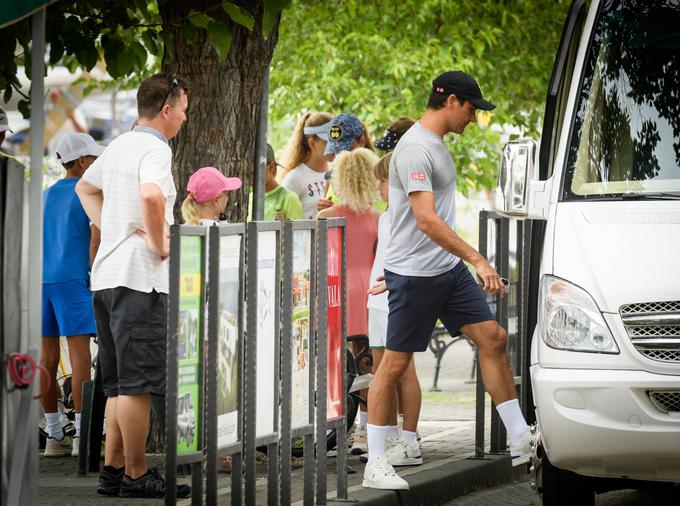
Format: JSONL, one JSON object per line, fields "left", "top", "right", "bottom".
{"left": 539, "top": 275, "right": 618, "bottom": 353}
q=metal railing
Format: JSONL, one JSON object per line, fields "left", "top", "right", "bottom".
{"left": 475, "top": 210, "right": 533, "bottom": 457}
{"left": 164, "top": 217, "right": 348, "bottom": 505}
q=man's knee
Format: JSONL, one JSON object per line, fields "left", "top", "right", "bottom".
{"left": 381, "top": 352, "right": 411, "bottom": 379}
{"left": 479, "top": 325, "right": 507, "bottom": 355}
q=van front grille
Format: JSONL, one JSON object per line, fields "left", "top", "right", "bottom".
{"left": 620, "top": 301, "right": 680, "bottom": 364}
{"left": 648, "top": 390, "right": 680, "bottom": 413}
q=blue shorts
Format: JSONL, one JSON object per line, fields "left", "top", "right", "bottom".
{"left": 385, "top": 261, "right": 494, "bottom": 352}
{"left": 42, "top": 278, "right": 96, "bottom": 337}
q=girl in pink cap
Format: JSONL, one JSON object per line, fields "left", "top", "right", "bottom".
{"left": 181, "top": 167, "right": 242, "bottom": 225}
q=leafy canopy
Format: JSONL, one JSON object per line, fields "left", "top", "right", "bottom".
{"left": 269, "top": 0, "right": 571, "bottom": 193}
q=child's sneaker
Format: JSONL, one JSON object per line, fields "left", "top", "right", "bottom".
{"left": 71, "top": 437, "right": 79, "bottom": 457}
{"left": 350, "top": 425, "right": 368, "bottom": 455}
{"left": 384, "top": 438, "right": 422, "bottom": 466}
{"left": 43, "top": 430, "right": 73, "bottom": 458}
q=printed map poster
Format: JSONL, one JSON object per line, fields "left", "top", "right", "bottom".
{"left": 256, "top": 230, "right": 277, "bottom": 437}
{"left": 291, "top": 230, "right": 312, "bottom": 429}
{"left": 326, "top": 227, "right": 343, "bottom": 420}
{"left": 217, "top": 234, "right": 241, "bottom": 448}
{"left": 177, "top": 236, "right": 202, "bottom": 455}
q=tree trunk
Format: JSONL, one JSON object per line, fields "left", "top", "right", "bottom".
{"left": 160, "top": 0, "right": 280, "bottom": 223}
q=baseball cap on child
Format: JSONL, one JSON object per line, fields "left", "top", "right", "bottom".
{"left": 187, "top": 167, "right": 242, "bottom": 203}
{"left": 55, "top": 132, "right": 105, "bottom": 163}
{"left": 324, "top": 113, "right": 366, "bottom": 156}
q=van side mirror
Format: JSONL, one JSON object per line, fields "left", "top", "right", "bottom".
{"left": 494, "top": 139, "right": 539, "bottom": 218}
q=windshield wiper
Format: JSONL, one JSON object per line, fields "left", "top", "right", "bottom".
{"left": 619, "top": 192, "right": 680, "bottom": 200}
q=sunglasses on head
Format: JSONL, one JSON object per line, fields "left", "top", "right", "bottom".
{"left": 159, "top": 78, "right": 179, "bottom": 113}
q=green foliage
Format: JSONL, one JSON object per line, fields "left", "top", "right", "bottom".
{"left": 270, "top": 0, "right": 571, "bottom": 194}
{"left": 0, "top": 0, "right": 286, "bottom": 111}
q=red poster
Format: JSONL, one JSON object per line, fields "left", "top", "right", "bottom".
{"left": 326, "top": 227, "right": 343, "bottom": 419}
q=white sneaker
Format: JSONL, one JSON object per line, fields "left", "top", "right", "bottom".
{"left": 71, "top": 437, "right": 79, "bottom": 457}
{"left": 362, "top": 455, "right": 409, "bottom": 490}
{"left": 350, "top": 425, "right": 368, "bottom": 455}
{"left": 510, "top": 427, "right": 535, "bottom": 467}
{"left": 44, "top": 431, "right": 73, "bottom": 458}
{"left": 385, "top": 438, "right": 422, "bottom": 467}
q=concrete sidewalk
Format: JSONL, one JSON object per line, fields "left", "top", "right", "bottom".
{"left": 39, "top": 339, "right": 528, "bottom": 504}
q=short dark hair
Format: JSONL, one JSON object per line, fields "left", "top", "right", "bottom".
{"left": 137, "top": 73, "right": 190, "bottom": 120}
{"left": 427, "top": 92, "right": 464, "bottom": 110}
{"left": 62, "top": 159, "right": 76, "bottom": 170}
{"left": 388, "top": 117, "right": 415, "bottom": 135}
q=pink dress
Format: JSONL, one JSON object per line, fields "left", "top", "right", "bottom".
{"left": 332, "top": 205, "right": 377, "bottom": 336}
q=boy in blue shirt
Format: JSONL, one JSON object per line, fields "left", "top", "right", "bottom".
{"left": 41, "top": 132, "right": 103, "bottom": 457}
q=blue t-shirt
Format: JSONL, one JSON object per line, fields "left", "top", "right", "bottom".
{"left": 43, "top": 178, "right": 92, "bottom": 284}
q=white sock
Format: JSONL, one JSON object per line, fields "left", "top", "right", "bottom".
{"left": 496, "top": 399, "right": 529, "bottom": 444}
{"left": 45, "top": 412, "right": 62, "bottom": 439}
{"left": 387, "top": 425, "right": 400, "bottom": 440}
{"left": 397, "top": 414, "right": 404, "bottom": 428}
{"left": 366, "top": 424, "right": 390, "bottom": 463}
{"left": 402, "top": 430, "right": 417, "bottom": 447}
{"left": 75, "top": 413, "right": 82, "bottom": 438}
{"left": 359, "top": 409, "right": 368, "bottom": 429}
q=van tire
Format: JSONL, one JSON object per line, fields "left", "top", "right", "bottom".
{"left": 540, "top": 451, "right": 594, "bottom": 506}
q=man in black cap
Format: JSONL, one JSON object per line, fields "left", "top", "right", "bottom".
{"left": 362, "top": 71, "right": 533, "bottom": 490}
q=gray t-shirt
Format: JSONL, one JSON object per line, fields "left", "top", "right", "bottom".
{"left": 384, "top": 122, "right": 460, "bottom": 276}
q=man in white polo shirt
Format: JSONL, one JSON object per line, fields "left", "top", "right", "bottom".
{"left": 76, "top": 73, "right": 190, "bottom": 499}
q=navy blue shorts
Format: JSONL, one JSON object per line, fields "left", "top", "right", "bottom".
{"left": 385, "top": 261, "right": 494, "bottom": 352}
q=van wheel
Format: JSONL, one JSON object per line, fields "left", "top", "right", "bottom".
{"left": 537, "top": 445, "right": 594, "bottom": 506}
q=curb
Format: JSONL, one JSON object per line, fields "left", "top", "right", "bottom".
{"left": 331, "top": 455, "right": 527, "bottom": 505}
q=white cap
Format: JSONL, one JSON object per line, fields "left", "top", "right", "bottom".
{"left": 0, "top": 107, "right": 13, "bottom": 133}
{"left": 55, "top": 132, "right": 105, "bottom": 163}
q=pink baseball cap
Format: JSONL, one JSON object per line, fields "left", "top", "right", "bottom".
{"left": 187, "top": 167, "right": 241, "bottom": 203}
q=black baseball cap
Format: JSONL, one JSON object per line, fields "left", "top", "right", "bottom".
{"left": 432, "top": 71, "right": 495, "bottom": 111}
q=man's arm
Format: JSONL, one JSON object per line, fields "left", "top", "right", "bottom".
{"left": 409, "top": 191, "right": 505, "bottom": 295}
{"left": 140, "top": 183, "right": 169, "bottom": 258}
{"left": 75, "top": 180, "right": 103, "bottom": 228}
{"left": 89, "top": 224, "right": 101, "bottom": 267}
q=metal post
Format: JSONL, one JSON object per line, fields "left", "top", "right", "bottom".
{"left": 165, "top": 225, "right": 181, "bottom": 506}
{"left": 475, "top": 211, "right": 488, "bottom": 457}
{"left": 519, "top": 220, "right": 533, "bottom": 420}
{"left": 280, "top": 222, "right": 294, "bottom": 505}
{"left": 268, "top": 226, "right": 282, "bottom": 506}
{"left": 336, "top": 223, "right": 348, "bottom": 499}
{"left": 206, "top": 226, "right": 220, "bottom": 505}
{"left": 244, "top": 222, "right": 259, "bottom": 506}
{"left": 316, "top": 220, "right": 329, "bottom": 504}
{"left": 304, "top": 226, "right": 317, "bottom": 505}
{"left": 252, "top": 66, "right": 269, "bottom": 221}
{"left": 494, "top": 218, "right": 510, "bottom": 453}
{"left": 490, "top": 218, "right": 503, "bottom": 453}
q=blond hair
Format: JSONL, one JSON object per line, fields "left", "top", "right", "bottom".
{"left": 332, "top": 148, "right": 379, "bottom": 212}
{"left": 280, "top": 111, "right": 334, "bottom": 177}
{"left": 373, "top": 151, "right": 391, "bottom": 180}
{"left": 181, "top": 196, "right": 215, "bottom": 225}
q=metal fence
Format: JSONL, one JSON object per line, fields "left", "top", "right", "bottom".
{"left": 164, "top": 217, "right": 348, "bottom": 505}
{"left": 475, "top": 210, "right": 533, "bottom": 457}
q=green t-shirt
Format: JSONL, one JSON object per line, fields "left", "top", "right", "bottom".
{"left": 248, "top": 186, "right": 304, "bottom": 220}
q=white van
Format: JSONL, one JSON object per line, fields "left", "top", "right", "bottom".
{"left": 495, "top": 0, "right": 680, "bottom": 504}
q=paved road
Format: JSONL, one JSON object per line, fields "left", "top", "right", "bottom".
{"left": 447, "top": 480, "right": 680, "bottom": 505}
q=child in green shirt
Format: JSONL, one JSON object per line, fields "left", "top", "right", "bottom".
{"left": 249, "top": 144, "right": 304, "bottom": 220}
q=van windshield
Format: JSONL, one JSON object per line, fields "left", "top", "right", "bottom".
{"left": 563, "top": 0, "right": 680, "bottom": 200}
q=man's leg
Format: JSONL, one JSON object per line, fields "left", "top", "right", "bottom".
{"left": 460, "top": 320, "right": 529, "bottom": 444}
{"left": 398, "top": 357, "right": 421, "bottom": 437}
{"left": 40, "top": 336, "right": 61, "bottom": 418}
{"left": 370, "top": 348, "right": 398, "bottom": 433}
{"left": 66, "top": 335, "right": 92, "bottom": 437}
{"left": 117, "top": 394, "right": 151, "bottom": 478}
{"left": 104, "top": 397, "right": 125, "bottom": 469}
{"left": 367, "top": 350, "right": 411, "bottom": 459}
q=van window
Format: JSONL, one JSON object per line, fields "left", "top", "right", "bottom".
{"left": 563, "top": 0, "right": 680, "bottom": 199}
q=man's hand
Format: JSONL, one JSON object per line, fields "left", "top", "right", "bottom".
{"left": 135, "top": 228, "right": 170, "bottom": 260}
{"left": 473, "top": 258, "right": 506, "bottom": 296}
{"left": 316, "top": 197, "right": 333, "bottom": 211}
{"left": 367, "top": 274, "right": 387, "bottom": 295}
{"left": 139, "top": 183, "right": 168, "bottom": 259}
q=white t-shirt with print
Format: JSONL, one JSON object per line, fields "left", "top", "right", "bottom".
{"left": 82, "top": 130, "right": 177, "bottom": 294}
{"left": 281, "top": 163, "right": 328, "bottom": 219}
